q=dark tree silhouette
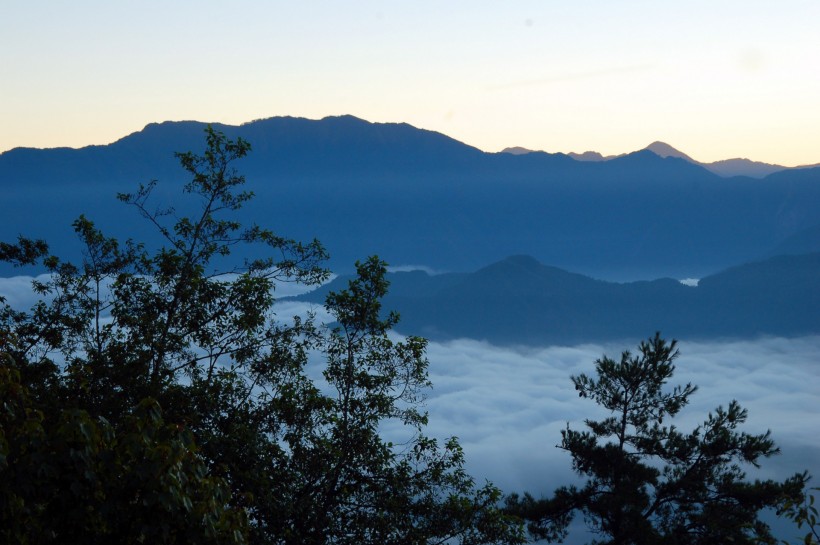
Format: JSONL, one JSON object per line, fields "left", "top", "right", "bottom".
{"left": 0, "top": 128, "right": 522, "bottom": 545}
{"left": 507, "top": 333, "right": 806, "bottom": 545}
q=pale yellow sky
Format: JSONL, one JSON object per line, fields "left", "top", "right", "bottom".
{"left": 2, "top": 1, "right": 819, "bottom": 166}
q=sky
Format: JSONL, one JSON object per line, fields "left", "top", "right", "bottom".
{"left": 2, "top": 1, "right": 820, "bottom": 166}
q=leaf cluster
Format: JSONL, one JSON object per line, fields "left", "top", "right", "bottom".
{"left": 778, "top": 486, "right": 820, "bottom": 545}
{"left": 0, "top": 358, "right": 246, "bottom": 544}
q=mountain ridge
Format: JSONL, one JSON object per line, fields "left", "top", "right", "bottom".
{"left": 11, "top": 116, "right": 814, "bottom": 178}
{"left": 2, "top": 115, "right": 820, "bottom": 280}
{"left": 293, "top": 252, "right": 820, "bottom": 346}
{"left": 502, "top": 139, "right": 817, "bottom": 178}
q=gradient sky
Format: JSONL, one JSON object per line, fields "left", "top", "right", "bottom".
{"left": 2, "top": 1, "right": 819, "bottom": 165}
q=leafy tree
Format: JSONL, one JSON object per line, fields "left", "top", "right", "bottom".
{"left": 0, "top": 345, "right": 247, "bottom": 545}
{"left": 268, "top": 256, "right": 523, "bottom": 545}
{"left": 0, "top": 128, "right": 522, "bottom": 544}
{"left": 778, "top": 486, "right": 819, "bottom": 545}
{"left": 507, "top": 333, "right": 807, "bottom": 545}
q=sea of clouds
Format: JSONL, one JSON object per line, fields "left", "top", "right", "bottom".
{"left": 277, "top": 297, "right": 820, "bottom": 499}
{"left": 4, "top": 275, "right": 818, "bottom": 503}
{"left": 421, "top": 336, "right": 820, "bottom": 494}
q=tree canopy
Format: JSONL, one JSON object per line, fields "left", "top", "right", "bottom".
{"left": 507, "top": 333, "right": 807, "bottom": 545}
{"left": 0, "top": 127, "right": 523, "bottom": 545}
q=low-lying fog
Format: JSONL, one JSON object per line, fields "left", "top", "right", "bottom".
{"left": 425, "top": 336, "right": 818, "bottom": 492}
{"left": 278, "top": 298, "right": 820, "bottom": 498}
{"left": 3, "top": 275, "right": 817, "bottom": 501}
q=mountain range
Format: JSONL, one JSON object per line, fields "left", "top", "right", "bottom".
{"left": 2, "top": 115, "right": 820, "bottom": 280}
{"left": 502, "top": 141, "right": 818, "bottom": 178}
{"left": 294, "top": 252, "right": 820, "bottom": 346}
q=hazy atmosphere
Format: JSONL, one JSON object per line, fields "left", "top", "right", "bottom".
{"left": 2, "top": 2, "right": 819, "bottom": 544}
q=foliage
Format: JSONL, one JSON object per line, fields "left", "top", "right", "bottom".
{"left": 267, "top": 256, "right": 523, "bottom": 545}
{"left": 778, "top": 486, "right": 819, "bottom": 545}
{"left": 506, "top": 333, "right": 807, "bottom": 545}
{"left": 0, "top": 349, "right": 247, "bottom": 544}
{"left": 0, "top": 128, "right": 522, "bottom": 544}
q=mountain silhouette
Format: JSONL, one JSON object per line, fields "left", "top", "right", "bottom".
{"left": 503, "top": 139, "right": 804, "bottom": 178}
{"left": 644, "top": 141, "right": 697, "bottom": 162}
{"left": 643, "top": 141, "right": 792, "bottom": 178}
{"left": 294, "top": 253, "right": 820, "bottom": 346}
{"left": 2, "top": 116, "right": 820, "bottom": 280}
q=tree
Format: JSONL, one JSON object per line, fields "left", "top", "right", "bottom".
{"left": 269, "top": 256, "right": 523, "bottom": 545}
{"left": 507, "top": 333, "right": 807, "bottom": 545}
{"left": 0, "top": 128, "right": 522, "bottom": 544}
{"left": 0, "top": 345, "right": 247, "bottom": 544}
{"left": 778, "top": 486, "right": 819, "bottom": 545}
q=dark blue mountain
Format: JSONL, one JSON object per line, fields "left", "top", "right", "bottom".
{"left": 295, "top": 253, "right": 820, "bottom": 346}
{"left": 2, "top": 116, "right": 820, "bottom": 280}
{"left": 767, "top": 223, "right": 820, "bottom": 256}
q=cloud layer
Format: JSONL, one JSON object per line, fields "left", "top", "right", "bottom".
{"left": 420, "top": 336, "right": 820, "bottom": 494}
{"left": 4, "top": 277, "right": 816, "bottom": 502}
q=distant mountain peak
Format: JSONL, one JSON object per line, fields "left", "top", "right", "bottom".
{"left": 318, "top": 114, "right": 372, "bottom": 125}
{"left": 706, "top": 157, "right": 786, "bottom": 178}
{"left": 502, "top": 254, "right": 542, "bottom": 268}
{"left": 501, "top": 146, "right": 536, "bottom": 155}
{"left": 477, "top": 254, "right": 542, "bottom": 275}
{"left": 500, "top": 140, "right": 797, "bottom": 178}
{"left": 567, "top": 151, "right": 608, "bottom": 162}
{"left": 644, "top": 141, "right": 696, "bottom": 162}
{"left": 641, "top": 142, "right": 792, "bottom": 178}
